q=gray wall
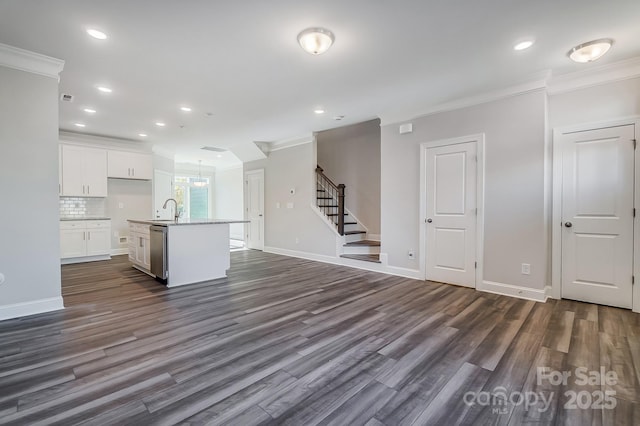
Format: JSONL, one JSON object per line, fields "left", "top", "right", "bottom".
{"left": 381, "top": 90, "right": 547, "bottom": 289}
{"left": 0, "top": 65, "right": 62, "bottom": 312}
{"left": 214, "top": 167, "right": 244, "bottom": 240}
{"left": 244, "top": 143, "right": 337, "bottom": 256}
{"left": 107, "top": 179, "right": 153, "bottom": 251}
{"left": 317, "top": 119, "right": 381, "bottom": 234}
{"left": 549, "top": 77, "right": 640, "bottom": 128}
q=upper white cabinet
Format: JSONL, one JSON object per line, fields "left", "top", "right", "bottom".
{"left": 61, "top": 145, "right": 108, "bottom": 197}
{"left": 108, "top": 151, "right": 152, "bottom": 180}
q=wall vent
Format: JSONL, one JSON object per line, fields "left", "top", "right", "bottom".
{"left": 201, "top": 146, "right": 227, "bottom": 153}
{"left": 60, "top": 93, "right": 74, "bottom": 102}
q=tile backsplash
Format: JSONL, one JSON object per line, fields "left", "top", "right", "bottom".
{"left": 59, "top": 197, "right": 106, "bottom": 218}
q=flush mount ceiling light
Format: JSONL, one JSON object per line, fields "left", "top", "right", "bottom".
{"left": 83, "top": 108, "right": 96, "bottom": 114}
{"left": 513, "top": 39, "right": 534, "bottom": 51}
{"left": 155, "top": 122, "right": 166, "bottom": 127}
{"left": 180, "top": 106, "right": 192, "bottom": 112}
{"left": 297, "top": 27, "right": 335, "bottom": 55}
{"left": 97, "top": 86, "right": 112, "bottom": 93}
{"left": 87, "top": 29, "right": 107, "bottom": 40}
{"left": 138, "top": 133, "right": 148, "bottom": 137}
{"left": 314, "top": 108, "right": 325, "bottom": 114}
{"left": 74, "top": 123, "right": 86, "bottom": 128}
{"left": 568, "top": 38, "right": 613, "bottom": 63}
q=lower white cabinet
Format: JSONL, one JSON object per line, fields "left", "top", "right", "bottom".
{"left": 129, "top": 223, "right": 151, "bottom": 272}
{"left": 60, "top": 220, "right": 111, "bottom": 263}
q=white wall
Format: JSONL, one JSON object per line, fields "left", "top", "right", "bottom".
{"left": 381, "top": 90, "right": 547, "bottom": 290}
{"left": 214, "top": 167, "right": 244, "bottom": 240}
{"left": 244, "top": 143, "right": 337, "bottom": 256}
{"left": 107, "top": 179, "right": 153, "bottom": 251}
{"left": 549, "top": 77, "right": 640, "bottom": 128}
{"left": 317, "top": 119, "right": 381, "bottom": 234}
{"left": 0, "top": 65, "right": 63, "bottom": 319}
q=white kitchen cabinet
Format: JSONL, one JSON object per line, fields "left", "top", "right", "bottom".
{"left": 108, "top": 151, "right": 153, "bottom": 180}
{"left": 129, "top": 222, "right": 151, "bottom": 273}
{"left": 60, "top": 145, "right": 108, "bottom": 197}
{"left": 60, "top": 220, "right": 111, "bottom": 263}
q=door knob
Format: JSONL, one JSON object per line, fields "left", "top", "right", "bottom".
{"left": 564, "top": 222, "right": 572, "bottom": 228}
{"left": 259, "top": 214, "right": 263, "bottom": 217}
{"left": 427, "top": 218, "right": 433, "bottom": 223}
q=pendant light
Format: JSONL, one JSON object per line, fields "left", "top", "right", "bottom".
{"left": 193, "top": 160, "right": 207, "bottom": 187}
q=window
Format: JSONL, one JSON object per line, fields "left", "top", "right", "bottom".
{"left": 174, "top": 176, "right": 210, "bottom": 219}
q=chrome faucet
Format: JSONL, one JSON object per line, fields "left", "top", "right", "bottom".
{"left": 162, "top": 198, "right": 180, "bottom": 222}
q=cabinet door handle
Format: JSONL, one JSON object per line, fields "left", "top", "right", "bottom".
{"left": 83, "top": 231, "right": 85, "bottom": 241}
{"left": 128, "top": 168, "right": 131, "bottom": 176}
{"left": 88, "top": 231, "right": 91, "bottom": 241}
{"left": 82, "top": 185, "right": 85, "bottom": 194}
{"left": 132, "top": 168, "right": 135, "bottom": 177}
{"left": 87, "top": 185, "right": 90, "bottom": 195}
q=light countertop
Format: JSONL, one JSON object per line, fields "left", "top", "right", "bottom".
{"left": 60, "top": 217, "right": 111, "bottom": 221}
{"left": 128, "top": 218, "right": 248, "bottom": 227}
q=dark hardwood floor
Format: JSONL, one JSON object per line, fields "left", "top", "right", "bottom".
{"left": 1, "top": 250, "right": 639, "bottom": 425}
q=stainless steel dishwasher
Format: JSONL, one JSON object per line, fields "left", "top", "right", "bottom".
{"left": 150, "top": 225, "right": 168, "bottom": 282}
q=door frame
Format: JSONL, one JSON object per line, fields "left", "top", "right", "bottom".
{"left": 551, "top": 116, "right": 640, "bottom": 312}
{"left": 419, "top": 133, "right": 485, "bottom": 287}
{"left": 244, "top": 168, "right": 265, "bottom": 250}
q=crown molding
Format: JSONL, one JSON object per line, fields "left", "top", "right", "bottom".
{"left": 547, "top": 56, "right": 640, "bottom": 95}
{"left": 59, "top": 130, "right": 153, "bottom": 153}
{"left": 268, "top": 135, "right": 313, "bottom": 152}
{"left": 0, "top": 43, "right": 64, "bottom": 80}
{"left": 379, "top": 77, "right": 549, "bottom": 126}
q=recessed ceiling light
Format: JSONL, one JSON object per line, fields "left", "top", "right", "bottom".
{"left": 83, "top": 108, "right": 96, "bottom": 114}
{"left": 138, "top": 133, "right": 148, "bottom": 137}
{"left": 74, "top": 123, "right": 86, "bottom": 128}
{"left": 97, "top": 86, "right": 112, "bottom": 93}
{"left": 180, "top": 107, "right": 192, "bottom": 112}
{"left": 297, "top": 28, "right": 335, "bottom": 55}
{"left": 87, "top": 29, "right": 107, "bottom": 40}
{"left": 314, "top": 108, "right": 325, "bottom": 114}
{"left": 217, "top": 154, "right": 222, "bottom": 158}
{"left": 514, "top": 40, "right": 534, "bottom": 51}
{"left": 155, "top": 122, "right": 166, "bottom": 127}
{"left": 568, "top": 38, "right": 613, "bottom": 63}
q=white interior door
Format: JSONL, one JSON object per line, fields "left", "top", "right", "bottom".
{"left": 154, "top": 170, "right": 174, "bottom": 220}
{"left": 245, "top": 169, "right": 264, "bottom": 250}
{"left": 425, "top": 141, "right": 477, "bottom": 288}
{"left": 560, "top": 125, "right": 635, "bottom": 308}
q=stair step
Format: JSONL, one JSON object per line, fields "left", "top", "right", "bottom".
{"left": 318, "top": 204, "right": 338, "bottom": 208}
{"left": 344, "top": 222, "right": 357, "bottom": 225}
{"left": 317, "top": 189, "right": 326, "bottom": 192}
{"left": 327, "top": 213, "right": 348, "bottom": 217}
{"left": 344, "top": 230, "right": 366, "bottom": 235}
{"left": 344, "top": 240, "right": 381, "bottom": 247}
{"left": 340, "top": 254, "right": 381, "bottom": 263}
{"left": 317, "top": 197, "right": 333, "bottom": 200}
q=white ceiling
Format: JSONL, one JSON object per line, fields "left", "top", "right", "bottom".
{"left": 1, "top": 1, "right": 639, "bottom": 167}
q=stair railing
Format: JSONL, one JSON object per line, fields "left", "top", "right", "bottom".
{"left": 315, "top": 165, "right": 345, "bottom": 235}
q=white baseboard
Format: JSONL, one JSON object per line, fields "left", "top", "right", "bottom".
{"left": 479, "top": 280, "right": 548, "bottom": 302}
{"left": 61, "top": 254, "right": 111, "bottom": 265}
{"left": 368, "top": 234, "right": 381, "bottom": 241}
{"left": 0, "top": 297, "right": 64, "bottom": 321}
{"left": 544, "top": 285, "right": 556, "bottom": 300}
{"left": 111, "top": 248, "right": 128, "bottom": 256}
{"left": 263, "top": 247, "right": 422, "bottom": 280}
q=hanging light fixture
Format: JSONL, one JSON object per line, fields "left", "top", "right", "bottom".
{"left": 567, "top": 38, "right": 613, "bottom": 63}
{"left": 297, "top": 27, "right": 335, "bottom": 55}
{"left": 193, "top": 160, "right": 207, "bottom": 187}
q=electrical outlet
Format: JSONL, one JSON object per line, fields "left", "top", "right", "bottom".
{"left": 521, "top": 263, "right": 531, "bottom": 275}
{"left": 276, "top": 202, "right": 280, "bottom": 209}
{"left": 408, "top": 250, "right": 415, "bottom": 259}
{"left": 118, "top": 202, "right": 124, "bottom": 209}
{"left": 0, "top": 273, "right": 5, "bottom": 285}
{"left": 295, "top": 237, "right": 299, "bottom": 244}
{"left": 287, "top": 202, "right": 294, "bottom": 209}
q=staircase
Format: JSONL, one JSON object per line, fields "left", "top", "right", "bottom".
{"left": 315, "top": 166, "right": 381, "bottom": 263}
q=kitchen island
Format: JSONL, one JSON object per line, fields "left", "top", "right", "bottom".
{"left": 127, "top": 219, "right": 247, "bottom": 287}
